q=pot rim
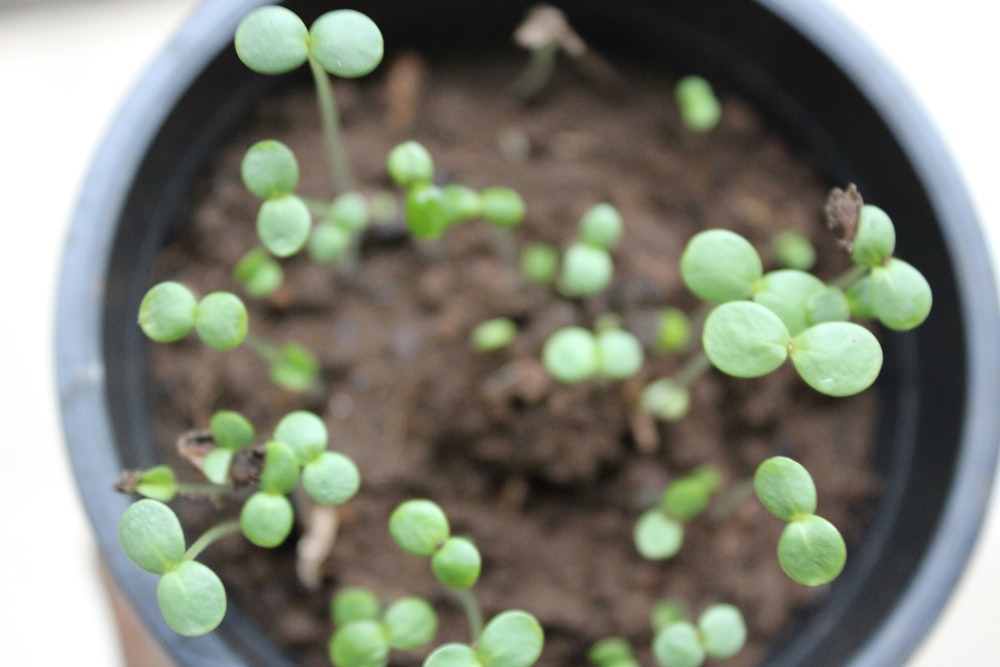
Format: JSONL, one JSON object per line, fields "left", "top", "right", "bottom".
{"left": 55, "top": 1, "right": 1000, "bottom": 666}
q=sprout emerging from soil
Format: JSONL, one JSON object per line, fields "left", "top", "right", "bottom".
{"left": 754, "top": 456, "right": 846, "bottom": 586}
{"left": 328, "top": 587, "right": 438, "bottom": 667}
{"left": 674, "top": 75, "right": 722, "bottom": 132}
{"left": 633, "top": 465, "right": 721, "bottom": 560}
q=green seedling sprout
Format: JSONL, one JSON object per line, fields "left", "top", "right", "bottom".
{"left": 329, "top": 587, "right": 439, "bottom": 667}
{"left": 234, "top": 247, "right": 284, "bottom": 298}
{"left": 235, "top": 7, "right": 383, "bottom": 193}
{"left": 520, "top": 242, "right": 559, "bottom": 285}
{"left": 650, "top": 602, "right": 746, "bottom": 667}
{"left": 754, "top": 456, "right": 846, "bottom": 586}
{"left": 423, "top": 610, "right": 545, "bottom": 667}
{"left": 202, "top": 409, "right": 256, "bottom": 484}
{"left": 470, "top": 317, "right": 518, "bottom": 352}
{"left": 633, "top": 465, "right": 720, "bottom": 560}
{"left": 139, "top": 281, "right": 247, "bottom": 351}
{"left": 654, "top": 307, "right": 692, "bottom": 353}
{"left": 588, "top": 637, "right": 640, "bottom": 667}
{"left": 138, "top": 281, "right": 320, "bottom": 392}
{"left": 389, "top": 499, "right": 482, "bottom": 590}
{"left": 555, "top": 203, "right": 624, "bottom": 297}
{"left": 119, "top": 499, "right": 238, "bottom": 636}
{"left": 772, "top": 230, "right": 817, "bottom": 271}
{"left": 675, "top": 75, "right": 722, "bottom": 132}
{"left": 542, "top": 323, "right": 644, "bottom": 384}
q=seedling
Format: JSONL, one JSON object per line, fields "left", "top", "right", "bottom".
{"left": 423, "top": 610, "right": 545, "bottom": 667}
{"left": 754, "top": 456, "right": 846, "bottom": 586}
{"left": 633, "top": 465, "right": 721, "bottom": 560}
{"left": 542, "top": 323, "right": 644, "bottom": 384}
{"left": 329, "top": 587, "right": 438, "bottom": 667}
{"left": 675, "top": 75, "right": 722, "bottom": 132}
{"left": 470, "top": 317, "right": 518, "bottom": 352}
{"left": 651, "top": 602, "right": 747, "bottom": 667}
{"left": 139, "top": 281, "right": 319, "bottom": 392}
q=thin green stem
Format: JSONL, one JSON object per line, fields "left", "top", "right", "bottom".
{"left": 184, "top": 520, "right": 242, "bottom": 561}
{"left": 308, "top": 56, "right": 354, "bottom": 194}
{"left": 245, "top": 333, "right": 279, "bottom": 363}
{"left": 450, "top": 587, "right": 484, "bottom": 642}
{"left": 829, "top": 263, "right": 869, "bottom": 290}
{"left": 673, "top": 350, "right": 711, "bottom": 388}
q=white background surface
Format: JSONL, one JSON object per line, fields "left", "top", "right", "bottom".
{"left": 0, "top": 0, "right": 996, "bottom": 664}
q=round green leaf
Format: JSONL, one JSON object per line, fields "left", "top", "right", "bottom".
{"left": 661, "top": 476, "right": 713, "bottom": 522}
{"left": 753, "top": 456, "right": 817, "bottom": 521}
{"left": 520, "top": 242, "right": 558, "bottom": 285}
{"left": 157, "top": 561, "right": 226, "bottom": 637}
{"left": 697, "top": 604, "right": 746, "bottom": 660}
{"left": 542, "top": 326, "right": 599, "bottom": 384}
{"left": 202, "top": 448, "right": 234, "bottom": 485}
{"left": 850, "top": 204, "right": 896, "bottom": 267}
{"left": 442, "top": 184, "right": 482, "bottom": 224}
{"left": 387, "top": 141, "right": 434, "bottom": 187}
{"left": 309, "top": 222, "right": 352, "bottom": 264}
{"left": 210, "top": 410, "right": 255, "bottom": 451}
{"left": 119, "top": 499, "right": 185, "bottom": 574}
{"left": 234, "top": 6, "right": 309, "bottom": 75}
{"left": 327, "top": 192, "right": 370, "bottom": 233}
{"left": 557, "top": 242, "right": 613, "bottom": 297}
{"left": 328, "top": 620, "right": 390, "bottom": 667}
{"left": 309, "top": 10, "right": 384, "bottom": 79}
{"left": 588, "top": 638, "right": 637, "bottom": 666}
{"left": 240, "top": 491, "right": 294, "bottom": 548}
{"left": 257, "top": 194, "right": 311, "bottom": 258}
{"left": 404, "top": 184, "right": 450, "bottom": 239}
{"left": 241, "top": 140, "right": 299, "bottom": 199}
{"left": 771, "top": 231, "right": 816, "bottom": 271}
{"left": 332, "top": 587, "right": 382, "bottom": 626}
{"left": 234, "top": 247, "right": 284, "bottom": 298}
{"left": 651, "top": 620, "right": 705, "bottom": 667}
{"left": 777, "top": 515, "right": 847, "bottom": 586}
{"left": 431, "top": 536, "right": 482, "bottom": 589}
{"left": 702, "top": 301, "right": 790, "bottom": 378}
{"left": 471, "top": 317, "right": 517, "bottom": 352}
{"left": 479, "top": 187, "right": 525, "bottom": 228}
{"left": 789, "top": 321, "right": 882, "bottom": 396}
{"left": 478, "top": 610, "right": 544, "bottom": 667}
{"left": 633, "top": 509, "right": 683, "bottom": 560}
{"left": 135, "top": 465, "right": 177, "bottom": 502}
{"left": 303, "top": 451, "right": 361, "bottom": 505}
{"left": 383, "top": 596, "right": 438, "bottom": 650}
{"left": 806, "top": 286, "right": 850, "bottom": 326}
{"left": 259, "top": 441, "right": 300, "bottom": 495}
{"left": 596, "top": 329, "right": 644, "bottom": 380}
{"left": 675, "top": 75, "right": 721, "bottom": 132}
{"left": 424, "top": 644, "right": 482, "bottom": 667}
{"left": 389, "top": 499, "right": 450, "bottom": 556}
{"left": 650, "top": 599, "right": 689, "bottom": 633}
{"left": 269, "top": 343, "right": 320, "bottom": 392}
{"left": 274, "top": 410, "right": 328, "bottom": 464}
{"left": 752, "top": 269, "right": 826, "bottom": 336}
{"left": 194, "top": 292, "right": 248, "bottom": 351}
{"left": 641, "top": 379, "right": 691, "bottom": 423}
{"left": 579, "top": 203, "right": 624, "bottom": 249}
{"left": 868, "top": 258, "right": 933, "bottom": 331}
{"left": 655, "top": 307, "right": 692, "bottom": 353}
{"left": 680, "top": 229, "right": 761, "bottom": 303}
{"left": 138, "top": 281, "right": 197, "bottom": 343}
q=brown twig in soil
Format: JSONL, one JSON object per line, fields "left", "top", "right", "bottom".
{"left": 511, "top": 4, "right": 624, "bottom": 104}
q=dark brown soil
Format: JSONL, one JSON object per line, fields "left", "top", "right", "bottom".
{"left": 148, "top": 50, "right": 879, "bottom": 666}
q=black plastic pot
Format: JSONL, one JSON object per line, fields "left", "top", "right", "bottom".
{"left": 57, "top": 1, "right": 1000, "bottom": 665}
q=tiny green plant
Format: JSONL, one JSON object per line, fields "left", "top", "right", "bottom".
{"left": 541, "top": 322, "right": 644, "bottom": 384}
{"left": 329, "top": 587, "right": 439, "bottom": 667}
{"left": 674, "top": 75, "right": 722, "bottom": 132}
{"left": 651, "top": 602, "right": 747, "bottom": 667}
{"left": 754, "top": 456, "right": 846, "bottom": 586}
{"left": 633, "top": 465, "right": 721, "bottom": 560}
